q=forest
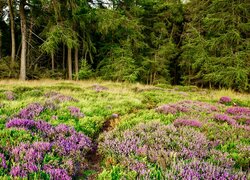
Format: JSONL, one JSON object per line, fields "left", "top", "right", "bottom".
{"left": 0, "top": 0, "right": 249, "bottom": 91}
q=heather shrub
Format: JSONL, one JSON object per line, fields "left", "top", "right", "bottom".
{"left": 99, "top": 121, "right": 247, "bottom": 178}
{"left": 219, "top": 96, "right": 232, "bottom": 104}
{"left": 1, "top": 119, "right": 93, "bottom": 179}
{"left": 156, "top": 100, "right": 218, "bottom": 115}
{"left": 227, "top": 107, "right": 250, "bottom": 116}
{"left": 173, "top": 118, "right": 202, "bottom": 128}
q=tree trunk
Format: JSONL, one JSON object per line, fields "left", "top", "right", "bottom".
{"left": 8, "top": 0, "right": 16, "bottom": 64}
{"left": 19, "top": 0, "right": 27, "bottom": 81}
{"left": 74, "top": 48, "right": 79, "bottom": 80}
{"left": 67, "top": 47, "right": 72, "bottom": 80}
{"left": 51, "top": 53, "right": 55, "bottom": 71}
{"left": 27, "top": 17, "right": 34, "bottom": 68}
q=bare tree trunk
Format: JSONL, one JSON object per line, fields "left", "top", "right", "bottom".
{"left": 19, "top": 0, "right": 27, "bottom": 80}
{"left": 27, "top": 17, "right": 34, "bottom": 68}
{"left": 67, "top": 47, "right": 72, "bottom": 80}
{"left": 8, "top": 0, "right": 16, "bottom": 64}
{"left": 51, "top": 53, "right": 55, "bottom": 71}
{"left": 74, "top": 48, "right": 79, "bottom": 80}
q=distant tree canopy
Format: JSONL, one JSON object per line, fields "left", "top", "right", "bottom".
{"left": 0, "top": 0, "right": 249, "bottom": 91}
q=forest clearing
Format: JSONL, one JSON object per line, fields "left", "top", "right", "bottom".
{"left": 0, "top": 0, "right": 250, "bottom": 179}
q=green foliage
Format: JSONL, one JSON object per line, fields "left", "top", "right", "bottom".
{"left": 0, "top": 129, "right": 41, "bottom": 147}
{"left": 78, "top": 59, "right": 94, "bottom": 80}
{"left": 180, "top": 0, "right": 250, "bottom": 91}
{"left": 98, "top": 45, "right": 139, "bottom": 82}
{"left": 0, "top": 57, "right": 19, "bottom": 79}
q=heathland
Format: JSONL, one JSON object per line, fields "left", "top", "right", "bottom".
{"left": 0, "top": 80, "right": 249, "bottom": 179}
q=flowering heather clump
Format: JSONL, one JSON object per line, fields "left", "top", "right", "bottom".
{"left": 10, "top": 165, "right": 28, "bottom": 177}
{"left": 156, "top": 100, "right": 218, "bottom": 115}
{"left": 170, "top": 160, "right": 247, "bottom": 179}
{"left": 33, "top": 142, "right": 51, "bottom": 152}
{"left": 209, "top": 149, "right": 235, "bottom": 169}
{"left": 45, "top": 91, "right": 78, "bottom": 103}
{"left": 43, "top": 165, "right": 71, "bottom": 180}
{"left": 155, "top": 104, "right": 188, "bottom": 114}
{"left": 12, "top": 163, "right": 38, "bottom": 177}
{"left": 68, "top": 106, "right": 84, "bottom": 118}
{"left": 227, "top": 107, "right": 250, "bottom": 116}
{"left": 35, "top": 120, "right": 53, "bottom": 135}
{"left": 129, "top": 161, "right": 149, "bottom": 175}
{"left": 6, "top": 118, "right": 36, "bottom": 129}
{"left": 44, "top": 100, "right": 58, "bottom": 110}
{"left": 5, "top": 91, "right": 15, "bottom": 101}
{"left": 219, "top": 96, "right": 232, "bottom": 104}
{"left": 214, "top": 114, "right": 237, "bottom": 125}
{"left": 0, "top": 153, "right": 7, "bottom": 168}
{"left": 174, "top": 118, "right": 202, "bottom": 128}
{"left": 4, "top": 118, "right": 92, "bottom": 178}
{"left": 18, "top": 103, "right": 44, "bottom": 119}
{"left": 100, "top": 121, "right": 249, "bottom": 178}
{"left": 100, "top": 122, "right": 210, "bottom": 165}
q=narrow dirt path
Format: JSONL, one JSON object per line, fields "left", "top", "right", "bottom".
{"left": 85, "top": 116, "right": 119, "bottom": 180}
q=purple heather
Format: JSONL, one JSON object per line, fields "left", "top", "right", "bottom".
{"left": 6, "top": 118, "right": 36, "bottom": 129}
{"left": 0, "top": 153, "right": 7, "bottom": 169}
{"left": 219, "top": 96, "right": 232, "bottom": 104}
{"left": 68, "top": 106, "right": 84, "bottom": 118}
{"left": 173, "top": 119, "right": 202, "bottom": 128}
{"left": 214, "top": 114, "right": 237, "bottom": 125}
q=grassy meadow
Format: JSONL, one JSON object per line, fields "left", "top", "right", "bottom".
{"left": 0, "top": 80, "right": 249, "bottom": 179}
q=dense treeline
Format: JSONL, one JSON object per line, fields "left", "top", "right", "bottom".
{"left": 0, "top": 0, "right": 249, "bottom": 91}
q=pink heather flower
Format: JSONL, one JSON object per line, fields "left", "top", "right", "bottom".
{"left": 10, "top": 165, "right": 27, "bottom": 177}
{"left": 18, "top": 103, "right": 44, "bottom": 119}
{"left": 214, "top": 114, "right": 237, "bottom": 125}
{"left": 33, "top": 142, "right": 51, "bottom": 152}
{"left": 174, "top": 119, "right": 202, "bottom": 128}
{"left": 136, "top": 145, "right": 148, "bottom": 156}
{"left": 43, "top": 165, "right": 71, "bottom": 180}
{"left": 227, "top": 107, "right": 250, "bottom": 116}
{"left": 219, "top": 96, "right": 232, "bottom": 104}
{"left": 130, "top": 161, "right": 149, "bottom": 175}
{"left": 0, "top": 153, "right": 7, "bottom": 168}
{"left": 68, "top": 106, "right": 84, "bottom": 118}
{"left": 6, "top": 118, "right": 36, "bottom": 129}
